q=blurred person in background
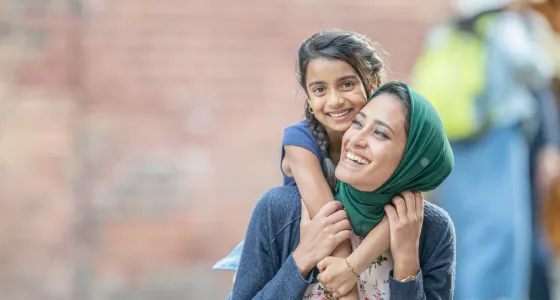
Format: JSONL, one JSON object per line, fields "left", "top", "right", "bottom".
{"left": 412, "top": 0, "right": 558, "bottom": 299}
{"left": 529, "top": 0, "right": 560, "bottom": 299}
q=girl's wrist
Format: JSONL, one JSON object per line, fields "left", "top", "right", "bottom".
{"left": 346, "top": 253, "right": 367, "bottom": 275}
{"left": 344, "top": 258, "right": 361, "bottom": 277}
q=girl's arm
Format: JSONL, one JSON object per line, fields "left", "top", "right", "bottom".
{"left": 283, "top": 145, "right": 335, "bottom": 218}
{"left": 284, "top": 145, "right": 359, "bottom": 299}
{"left": 346, "top": 218, "right": 390, "bottom": 274}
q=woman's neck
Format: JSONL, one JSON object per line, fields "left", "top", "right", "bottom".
{"left": 326, "top": 129, "right": 344, "bottom": 166}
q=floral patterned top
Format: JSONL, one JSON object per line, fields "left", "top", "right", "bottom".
{"left": 302, "top": 234, "right": 393, "bottom": 300}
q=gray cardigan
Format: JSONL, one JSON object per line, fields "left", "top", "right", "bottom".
{"left": 231, "top": 186, "right": 456, "bottom": 299}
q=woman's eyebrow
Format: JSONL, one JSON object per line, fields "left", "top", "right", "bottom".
{"left": 358, "top": 111, "right": 395, "bottom": 133}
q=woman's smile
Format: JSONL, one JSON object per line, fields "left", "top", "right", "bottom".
{"left": 344, "top": 150, "right": 371, "bottom": 165}
{"left": 340, "top": 150, "right": 372, "bottom": 172}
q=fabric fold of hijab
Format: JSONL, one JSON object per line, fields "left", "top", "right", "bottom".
{"left": 336, "top": 81, "right": 454, "bottom": 237}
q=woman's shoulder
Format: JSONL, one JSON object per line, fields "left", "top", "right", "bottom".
{"left": 420, "top": 201, "right": 455, "bottom": 248}
{"left": 423, "top": 201, "right": 453, "bottom": 228}
{"left": 252, "top": 186, "right": 303, "bottom": 229}
{"left": 259, "top": 186, "right": 302, "bottom": 211}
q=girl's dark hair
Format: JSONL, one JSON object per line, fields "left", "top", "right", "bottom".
{"left": 297, "top": 29, "right": 385, "bottom": 191}
{"left": 370, "top": 81, "right": 411, "bottom": 135}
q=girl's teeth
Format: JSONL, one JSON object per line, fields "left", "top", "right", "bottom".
{"left": 330, "top": 110, "right": 350, "bottom": 118}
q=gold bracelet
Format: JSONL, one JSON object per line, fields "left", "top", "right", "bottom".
{"left": 399, "top": 273, "right": 417, "bottom": 282}
{"left": 344, "top": 258, "right": 360, "bottom": 278}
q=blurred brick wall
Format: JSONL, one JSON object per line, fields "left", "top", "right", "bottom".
{"left": 0, "top": 0, "right": 447, "bottom": 299}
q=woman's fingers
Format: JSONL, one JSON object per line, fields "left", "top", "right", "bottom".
{"left": 413, "top": 190, "right": 424, "bottom": 220}
{"left": 331, "top": 218, "right": 352, "bottom": 233}
{"left": 384, "top": 204, "right": 398, "bottom": 226}
{"left": 333, "top": 229, "right": 352, "bottom": 245}
{"left": 325, "top": 209, "right": 348, "bottom": 225}
{"left": 400, "top": 191, "right": 417, "bottom": 221}
{"left": 392, "top": 195, "right": 406, "bottom": 219}
{"left": 316, "top": 201, "right": 343, "bottom": 218}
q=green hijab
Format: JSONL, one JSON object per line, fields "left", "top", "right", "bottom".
{"left": 336, "top": 81, "right": 454, "bottom": 237}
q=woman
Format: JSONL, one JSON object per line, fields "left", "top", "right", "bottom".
{"left": 231, "top": 81, "right": 455, "bottom": 299}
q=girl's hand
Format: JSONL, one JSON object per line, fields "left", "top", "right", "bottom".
{"left": 317, "top": 256, "right": 358, "bottom": 298}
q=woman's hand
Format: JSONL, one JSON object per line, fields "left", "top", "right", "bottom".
{"left": 384, "top": 190, "right": 424, "bottom": 280}
{"left": 293, "top": 200, "right": 352, "bottom": 278}
{"left": 316, "top": 256, "right": 358, "bottom": 298}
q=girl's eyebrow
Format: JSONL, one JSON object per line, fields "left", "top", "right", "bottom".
{"left": 308, "top": 74, "right": 359, "bottom": 88}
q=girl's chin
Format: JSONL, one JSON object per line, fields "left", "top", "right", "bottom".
{"left": 324, "top": 121, "right": 353, "bottom": 134}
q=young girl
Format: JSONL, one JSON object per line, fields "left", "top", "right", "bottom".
{"left": 214, "top": 29, "right": 392, "bottom": 299}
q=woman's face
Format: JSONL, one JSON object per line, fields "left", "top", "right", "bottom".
{"left": 335, "top": 93, "right": 408, "bottom": 191}
{"left": 306, "top": 58, "right": 368, "bottom": 134}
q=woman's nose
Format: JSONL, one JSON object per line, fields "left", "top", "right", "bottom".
{"left": 348, "top": 129, "right": 368, "bottom": 148}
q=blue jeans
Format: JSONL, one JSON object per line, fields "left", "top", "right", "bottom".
{"left": 438, "top": 125, "right": 532, "bottom": 300}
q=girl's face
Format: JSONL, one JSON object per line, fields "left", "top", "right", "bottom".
{"left": 305, "top": 58, "right": 369, "bottom": 135}
{"left": 335, "top": 93, "right": 408, "bottom": 192}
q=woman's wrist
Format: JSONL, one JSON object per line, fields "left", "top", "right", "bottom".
{"left": 393, "top": 255, "right": 420, "bottom": 281}
{"left": 293, "top": 247, "right": 315, "bottom": 278}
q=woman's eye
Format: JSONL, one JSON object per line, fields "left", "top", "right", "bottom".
{"left": 352, "top": 120, "right": 362, "bottom": 128}
{"left": 373, "top": 129, "right": 389, "bottom": 139}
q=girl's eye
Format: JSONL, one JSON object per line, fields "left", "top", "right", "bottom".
{"left": 313, "top": 87, "right": 326, "bottom": 94}
{"left": 352, "top": 120, "right": 362, "bottom": 128}
{"left": 341, "top": 82, "right": 354, "bottom": 89}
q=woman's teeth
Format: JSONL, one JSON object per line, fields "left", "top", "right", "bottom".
{"left": 346, "top": 152, "right": 370, "bottom": 165}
